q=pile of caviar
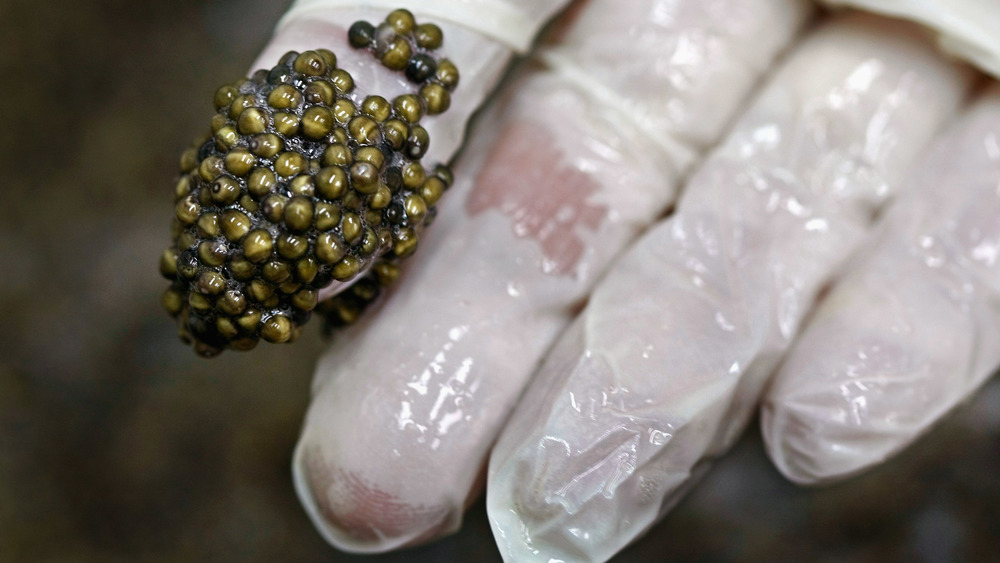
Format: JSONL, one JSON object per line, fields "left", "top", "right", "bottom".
{"left": 161, "top": 38, "right": 454, "bottom": 357}
{"left": 348, "top": 9, "right": 459, "bottom": 112}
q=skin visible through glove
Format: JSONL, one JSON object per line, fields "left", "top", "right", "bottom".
{"left": 467, "top": 120, "right": 607, "bottom": 275}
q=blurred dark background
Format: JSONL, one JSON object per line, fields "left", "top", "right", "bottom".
{"left": 1, "top": 0, "right": 998, "bottom": 561}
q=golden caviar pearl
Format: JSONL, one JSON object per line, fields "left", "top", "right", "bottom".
{"left": 274, "top": 152, "right": 306, "bottom": 177}
{"left": 267, "top": 84, "right": 302, "bottom": 109}
{"left": 304, "top": 80, "right": 335, "bottom": 106}
{"left": 175, "top": 195, "right": 200, "bottom": 225}
{"left": 215, "top": 317, "right": 239, "bottom": 338}
{"left": 211, "top": 113, "right": 228, "bottom": 134}
{"left": 210, "top": 176, "right": 241, "bottom": 205}
{"left": 214, "top": 84, "right": 238, "bottom": 110}
{"left": 179, "top": 147, "right": 198, "bottom": 173}
{"left": 393, "top": 228, "right": 418, "bottom": 258}
{"left": 354, "top": 146, "right": 385, "bottom": 169}
{"left": 288, "top": 174, "right": 315, "bottom": 197}
{"left": 237, "top": 107, "right": 269, "bottom": 135}
{"left": 296, "top": 256, "right": 318, "bottom": 283}
{"left": 369, "top": 184, "right": 392, "bottom": 209}
{"left": 262, "top": 260, "right": 292, "bottom": 283}
{"left": 404, "top": 194, "right": 428, "bottom": 222}
{"left": 247, "top": 167, "right": 276, "bottom": 198}
{"left": 316, "top": 166, "right": 347, "bottom": 200}
{"left": 292, "top": 289, "right": 319, "bottom": 311}
{"left": 421, "top": 176, "right": 446, "bottom": 205}
{"left": 383, "top": 119, "right": 409, "bottom": 151}
{"left": 162, "top": 287, "right": 184, "bottom": 315}
{"left": 188, "top": 292, "right": 212, "bottom": 311}
{"left": 348, "top": 116, "right": 380, "bottom": 145}
{"left": 248, "top": 133, "right": 283, "bottom": 158}
{"left": 435, "top": 59, "right": 459, "bottom": 90}
{"left": 302, "top": 106, "right": 334, "bottom": 139}
{"left": 242, "top": 229, "right": 273, "bottom": 263}
{"left": 196, "top": 270, "right": 226, "bottom": 295}
{"left": 196, "top": 213, "right": 220, "bottom": 238}
{"left": 330, "top": 69, "right": 354, "bottom": 93}
{"left": 420, "top": 83, "right": 450, "bottom": 114}
{"left": 198, "top": 240, "right": 228, "bottom": 267}
{"left": 386, "top": 8, "right": 415, "bottom": 34}
{"left": 260, "top": 314, "right": 292, "bottom": 343}
{"left": 341, "top": 212, "right": 363, "bottom": 243}
{"left": 237, "top": 309, "right": 262, "bottom": 332}
{"left": 284, "top": 196, "right": 314, "bottom": 232}
{"left": 362, "top": 95, "right": 391, "bottom": 122}
{"left": 199, "top": 155, "right": 224, "bottom": 182}
{"left": 278, "top": 233, "right": 309, "bottom": 260}
{"left": 331, "top": 255, "right": 360, "bottom": 280}
{"left": 273, "top": 112, "right": 300, "bottom": 137}
{"left": 314, "top": 202, "right": 341, "bottom": 231}
{"left": 374, "top": 261, "right": 399, "bottom": 286}
{"left": 248, "top": 279, "right": 274, "bottom": 302}
{"left": 316, "top": 232, "right": 346, "bottom": 263}
{"left": 228, "top": 255, "right": 255, "bottom": 281}
{"left": 331, "top": 99, "right": 356, "bottom": 125}
{"left": 225, "top": 149, "right": 256, "bottom": 176}
{"left": 349, "top": 161, "right": 379, "bottom": 194}
{"left": 381, "top": 38, "right": 412, "bottom": 71}
{"left": 160, "top": 247, "right": 179, "bottom": 278}
{"left": 229, "top": 95, "right": 254, "bottom": 119}
{"left": 322, "top": 144, "right": 352, "bottom": 167}
{"left": 220, "top": 209, "right": 251, "bottom": 241}
{"left": 414, "top": 23, "right": 443, "bottom": 49}
{"left": 316, "top": 48, "right": 337, "bottom": 68}
{"left": 239, "top": 194, "right": 258, "bottom": 213}
{"left": 393, "top": 94, "right": 423, "bottom": 123}
{"left": 293, "top": 50, "right": 328, "bottom": 76}
{"left": 217, "top": 289, "right": 247, "bottom": 316}
{"left": 261, "top": 194, "right": 286, "bottom": 223}
{"left": 401, "top": 162, "right": 425, "bottom": 189}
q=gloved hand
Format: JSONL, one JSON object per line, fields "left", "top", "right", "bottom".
{"left": 229, "top": 0, "right": 999, "bottom": 560}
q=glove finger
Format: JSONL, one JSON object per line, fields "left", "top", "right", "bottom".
{"left": 487, "top": 13, "right": 973, "bottom": 563}
{"left": 293, "top": 0, "right": 810, "bottom": 553}
{"left": 244, "top": 1, "right": 537, "bottom": 300}
{"left": 762, "top": 86, "right": 1000, "bottom": 485}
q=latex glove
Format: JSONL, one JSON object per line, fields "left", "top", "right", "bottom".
{"left": 290, "top": 0, "right": 810, "bottom": 553}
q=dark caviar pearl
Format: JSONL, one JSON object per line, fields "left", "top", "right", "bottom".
{"left": 261, "top": 194, "right": 286, "bottom": 223}
{"left": 278, "top": 233, "right": 309, "bottom": 260}
{"left": 329, "top": 69, "right": 354, "bottom": 93}
{"left": 405, "top": 54, "right": 437, "bottom": 83}
{"left": 406, "top": 125, "right": 430, "bottom": 159}
{"left": 362, "top": 95, "right": 391, "bottom": 122}
{"left": 383, "top": 120, "right": 409, "bottom": 150}
{"left": 348, "top": 20, "right": 376, "bottom": 48}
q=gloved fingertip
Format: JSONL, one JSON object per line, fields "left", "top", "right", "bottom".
{"left": 761, "top": 393, "right": 886, "bottom": 486}
{"left": 292, "top": 437, "right": 459, "bottom": 553}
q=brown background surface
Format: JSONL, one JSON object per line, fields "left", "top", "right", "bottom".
{"left": 1, "top": 0, "right": 998, "bottom": 561}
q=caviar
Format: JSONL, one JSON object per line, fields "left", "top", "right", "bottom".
{"left": 162, "top": 10, "right": 457, "bottom": 357}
